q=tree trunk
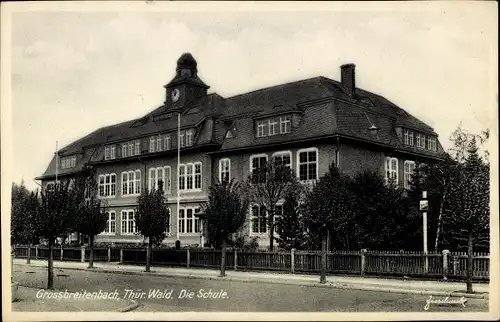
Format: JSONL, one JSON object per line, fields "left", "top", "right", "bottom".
{"left": 466, "top": 231, "right": 473, "bottom": 293}
{"left": 434, "top": 186, "right": 447, "bottom": 250}
{"left": 220, "top": 237, "right": 227, "bottom": 277}
{"left": 47, "top": 238, "right": 54, "bottom": 290}
{"left": 146, "top": 237, "right": 152, "bottom": 272}
{"left": 88, "top": 235, "right": 94, "bottom": 269}
{"left": 27, "top": 243, "right": 32, "bottom": 264}
{"left": 269, "top": 210, "right": 274, "bottom": 251}
{"left": 320, "top": 234, "right": 327, "bottom": 284}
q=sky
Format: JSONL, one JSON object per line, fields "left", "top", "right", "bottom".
{"left": 4, "top": 1, "right": 498, "bottom": 191}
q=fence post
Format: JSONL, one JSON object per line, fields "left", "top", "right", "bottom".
{"left": 35, "top": 246, "right": 39, "bottom": 259}
{"left": 234, "top": 249, "right": 238, "bottom": 271}
{"left": 81, "top": 246, "right": 85, "bottom": 263}
{"left": 361, "top": 249, "right": 367, "bottom": 276}
{"left": 120, "top": 248, "right": 124, "bottom": 263}
{"left": 60, "top": 246, "right": 64, "bottom": 261}
{"left": 452, "top": 255, "right": 458, "bottom": 276}
{"left": 291, "top": 248, "right": 295, "bottom": 274}
{"left": 107, "top": 247, "right": 111, "bottom": 262}
{"left": 186, "top": 248, "right": 190, "bottom": 268}
{"left": 442, "top": 249, "right": 449, "bottom": 280}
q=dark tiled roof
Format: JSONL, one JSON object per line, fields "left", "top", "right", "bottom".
{"left": 38, "top": 72, "right": 442, "bottom": 179}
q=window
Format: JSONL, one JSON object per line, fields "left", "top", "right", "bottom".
{"left": 122, "top": 144, "right": 127, "bottom": 157}
{"left": 150, "top": 137, "right": 156, "bottom": 153}
{"left": 256, "top": 120, "right": 266, "bottom": 137}
{"left": 46, "top": 183, "right": 55, "bottom": 192}
{"left": 272, "top": 151, "right": 292, "bottom": 168}
{"left": 128, "top": 143, "right": 133, "bottom": 157}
{"left": 416, "top": 134, "right": 421, "bottom": 148}
{"left": 297, "top": 148, "right": 318, "bottom": 181}
{"left": 179, "top": 132, "right": 185, "bottom": 148}
{"left": 103, "top": 211, "right": 116, "bottom": 234}
{"left": 179, "top": 207, "right": 202, "bottom": 234}
{"left": 186, "top": 130, "right": 194, "bottom": 146}
{"left": 156, "top": 136, "right": 162, "bottom": 152}
{"left": 404, "top": 161, "right": 416, "bottom": 190}
{"left": 164, "top": 135, "right": 171, "bottom": 150}
{"left": 105, "top": 147, "right": 110, "bottom": 160}
{"left": 121, "top": 170, "right": 141, "bottom": 196}
{"left": 251, "top": 205, "right": 267, "bottom": 234}
{"left": 250, "top": 154, "right": 268, "bottom": 184}
{"left": 149, "top": 166, "right": 171, "bottom": 194}
{"left": 417, "top": 134, "right": 426, "bottom": 149}
{"left": 178, "top": 162, "right": 202, "bottom": 191}
{"left": 268, "top": 118, "right": 278, "bottom": 136}
{"left": 219, "top": 158, "right": 231, "bottom": 182}
{"left": 274, "top": 203, "right": 284, "bottom": 234}
{"left": 385, "top": 157, "right": 398, "bottom": 184}
{"left": 135, "top": 141, "right": 140, "bottom": 155}
{"left": 98, "top": 173, "right": 116, "bottom": 198}
{"left": 60, "top": 155, "right": 77, "bottom": 169}
{"left": 428, "top": 136, "right": 437, "bottom": 151}
{"left": 121, "top": 210, "right": 137, "bottom": 235}
{"left": 280, "top": 116, "right": 291, "bottom": 134}
{"left": 404, "top": 129, "right": 414, "bottom": 146}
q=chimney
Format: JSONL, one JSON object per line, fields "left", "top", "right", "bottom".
{"left": 340, "top": 63, "right": 356, "bottom": 96}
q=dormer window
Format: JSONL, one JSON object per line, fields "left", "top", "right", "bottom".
{"left": 60, "top": 155, "right": 77, "bottom": 169}
{"left": 256, "top": 114, "right": 292, "bottom": 138}
{"left": 104, "top": 146, "right": 116, "bottom": 160}
{"left": 186, "top": 129, "right": 194, "bottom": 146}
{"left": 404, "top": 129, "right": 414, "bottom": 146}
{"left": 121, "top": 140, "right": 141, "bottom": 158}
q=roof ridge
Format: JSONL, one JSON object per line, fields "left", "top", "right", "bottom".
{"left": 225, "top": 76, "right": 323, "bottom": 100}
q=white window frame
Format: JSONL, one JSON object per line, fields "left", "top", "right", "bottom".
{"left": 256, "top": 120, "right": 266, "bottom": 137}
{"left": 121, "top": 209, "right": 137, "bottom": 235}
{"left": 250, "top": 204, "right": 267, "bottom": 235}
{"left": 272, "top": 151, "right": 292, "bottom": 169}
{"left": 128, "top": 143, "right": 133, "bottom": 157}
{"left": 296, "top": 147, "right": 319, "bottom": 182}
{"left": 219, "top": 158, "right": 231, "bottom": 182}
{"left": 156, "top": 135, "right": 162, "bottom": 152}
{"left": 121, "top": 170, "right": 141, "bottom": 197}
{"left": 249, "top": 154, "right": 268, "bottom": 183}
{"left": 134, "top": 141, "right": 140, "bottom": 155}
{"left": 404, "top": 160, "right": 416, "bottom": 190}
{"left": 178, "top": 162, "right": 202, "bottom": 192}
{"left": 418, "top": 134, "right": 426, "bottom": 149}
{"left": 164, "top": 135, "right": 171, "bottom": 150}
{"left": 279, "top": 115, "right": 291, "bottom": 134}
{"left": 102, "top": 211, "right": 116, "bottom": 235}
{"left": 110, "top": 146, "right": 116, "bottom": 159}
{"left": 404, "top": 129, "right": 414, "bottom": 146}
{"left": 268, "top": 118, "right": 278, "bottom": 136}
{"left": 385, "top": 157, "right": 399, "bottom": 185}
{"left": 149, "top": 166, "right": 171, "bottom": 194}
{"left": 150, "top": 137, "right": 156, "bottom": 153}
{"left": 429, "top": 136, "right": 437, "bottom": 151}
{"left": 186, "top": 129, "right": 194, "bottom": 146}
{"left": 98, "top": 173, "right": 116, "bottom": 198}
{"left": 105, "top": 146, "right": 110, "bottom": 160}
{"left": 122, "top": 144, "right": 127, "bottom": 158}
{"left": 179, "top": 132, "right": 185, "bottom": 148}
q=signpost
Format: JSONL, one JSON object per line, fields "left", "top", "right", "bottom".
{"left": 420, "top": 191, "right": 429, "bottom": 274}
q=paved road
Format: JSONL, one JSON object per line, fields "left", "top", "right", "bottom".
{"left": 13, "top": 264, "right": 488, "bottom": 312}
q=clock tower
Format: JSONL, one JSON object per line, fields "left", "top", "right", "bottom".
{"left": 164, "top": 53, "right": 209, "bottom": 110}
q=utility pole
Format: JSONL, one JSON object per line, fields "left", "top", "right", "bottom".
{"left": 176, "top": 112, "right": 181, "bottom": 243}
{"left": 420, "top": 190, "right": 429, "bottom": 274}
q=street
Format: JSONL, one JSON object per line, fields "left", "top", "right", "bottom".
{"left": 13, "top": 264, "right": 488, "bottom": 312}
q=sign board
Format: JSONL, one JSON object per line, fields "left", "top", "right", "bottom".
{"left": 420, "top": 200, "right": 429, "bottom": 211}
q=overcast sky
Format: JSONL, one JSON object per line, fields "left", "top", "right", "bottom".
{"left": 5, "top": 1, "right": 497, "bottom": 191}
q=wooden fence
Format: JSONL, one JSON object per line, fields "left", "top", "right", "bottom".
{"left": 13, "top": 246, "right": 490, "bottom": 280}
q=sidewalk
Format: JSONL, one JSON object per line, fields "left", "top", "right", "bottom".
{"left": 11, "top": 284, "right": 138, "bottom": 312}
{"left": 14, "top": 259, "right": 489, "bottom": 299}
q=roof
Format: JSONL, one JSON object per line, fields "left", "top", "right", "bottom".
{"left": 37, "top": 69, "right": 443, "bottom": 180}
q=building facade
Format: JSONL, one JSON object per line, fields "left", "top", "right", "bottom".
{"left": 36, "top": 53, "right": 443, "bottom": 247}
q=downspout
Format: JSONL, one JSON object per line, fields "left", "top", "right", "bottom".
{"left": 138, "top": 156, "right": 147, "bottom": 192}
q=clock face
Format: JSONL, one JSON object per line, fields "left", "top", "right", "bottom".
{"left": 171, "top": 88, "right": 180, "bottom": 102}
